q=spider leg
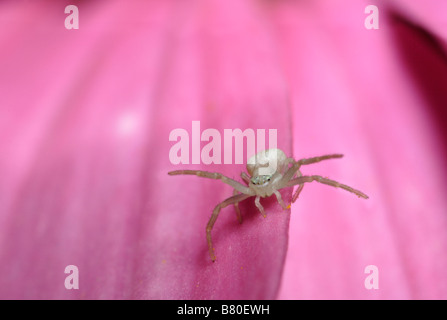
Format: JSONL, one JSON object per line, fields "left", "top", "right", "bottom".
{"left": 240, "top": 172, "right": 251, "bottom": 185}
{"left": 273, "top": 190, "right": 289, "bottom": 210}
{"left": 281, "top": 154, "right": 344, "bottom": 184}
{"left": 254, "top": 196, "right": 266, "bottom": 218}
{"left": 233, "top": 189, "right": 242, "bottom": 223}
{"left": 206, "top": 193, "right": 251, "bottom": 262}
{"left": 297, "top": 154, "right": 344, "bottom": 166}
{"left": 292, "top": 184, "right": 304, "bottom": 203}
{"left": 233, "top": 172, "right": 253, "bottom": 222}
{"left": 286, "top": 175, "right": 369, "bottom": 199}
{"left": 168, "top": 170, "right": 254, "bottom": 195}
{"left": 287, "top": 160, "right": 303, "bottom": 204}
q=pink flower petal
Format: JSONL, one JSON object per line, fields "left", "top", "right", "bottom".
{"left": 270, "top": 0, "right": 447, "bottom": 299}
{"left": 2, "top": 0, "right": 447, "bottom": 300}
{"left": 0, "top": 0, "right": 292, "bottom": 299}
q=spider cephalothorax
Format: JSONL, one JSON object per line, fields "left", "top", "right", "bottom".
{"left": 250, "top": 175, "right": 272, "bottom": 185}
{"left": 168, "top": 148, "right": 368, "bottom": 262}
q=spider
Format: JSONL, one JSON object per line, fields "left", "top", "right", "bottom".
{"left": 168, "top": 148, "right": 368, "bottom": 262}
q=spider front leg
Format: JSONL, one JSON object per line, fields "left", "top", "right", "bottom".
{"left": 273, "top": 190, "right": 289, "bottom": 210}
{"left": 206, "top": 193, "right": 251, "bottom": 262}
{"left": 286, "top": 175, "right": 369, "bottom": 199}
{"left": 240, "top": 172, "right": 251, "bottom": 185}
{"left": 292, "top": 184, "right": 304, "bottom": 203}
{"left": 282, "top": 154, "right": 344, "bottom": 183}
{"left": 168, "top": 170, "right": 253, "bottom": 195}
{"left": 233, "top": 189, "right": 242, "bottom": 223}
{"left": 254, "top": 196, "right": 266, "bottom": 218}
{"left": 285, "top": 159, "right": 304, "bottom": 204}
{"left": 233, "top": 172, "right": 253, "bottom": 223}
{"left": 281, "top": 154, "right": 345, "bottom": 203}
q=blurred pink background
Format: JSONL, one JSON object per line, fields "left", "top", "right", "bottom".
{"left": 0, "top": 0, "right": 447, "bottom": 299}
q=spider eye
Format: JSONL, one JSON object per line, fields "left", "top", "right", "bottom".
{"left": 250, "top": 175, "right": 272, "bottom": 185}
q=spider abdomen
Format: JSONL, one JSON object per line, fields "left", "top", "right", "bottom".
{"left": 246, "top": 148, "right": 289, "bottom": 177}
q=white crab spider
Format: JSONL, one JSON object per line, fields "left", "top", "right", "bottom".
{"left": 168, "top": 148, "right": 368, "bottom": 262}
